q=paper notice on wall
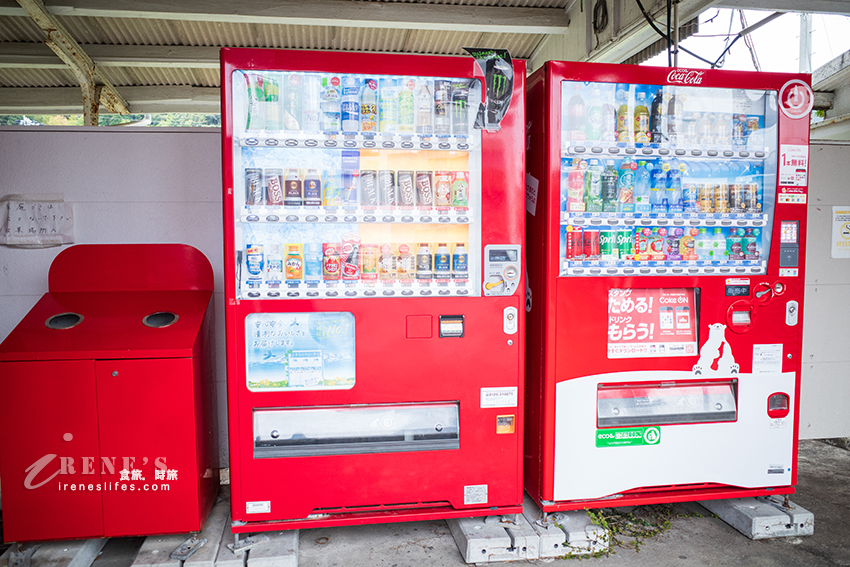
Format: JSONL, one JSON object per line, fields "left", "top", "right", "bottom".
{"left": 832, "top": 206, "right": 850, "bottom": 259}
{"left": 778, "top": 144, "right": 809, "bottom": 187}
{"left": 0, "top": 194, "right": 74, "bottom": 248}
{"left": 526, "top": 172, "right": 539, "bottom": 216}
{"left": 753, "top": 344, "right": 783, "bottom": 374}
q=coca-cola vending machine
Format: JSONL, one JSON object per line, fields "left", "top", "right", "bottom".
{"left": 221, "top": 48, "right": 526, "bottom": 531}
{"left": 525, "top": 61, "right": 811, "bottom": 511}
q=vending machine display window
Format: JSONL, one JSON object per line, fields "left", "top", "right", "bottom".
{"left": 245, "top": 311, "right": 355, "bottom": 391}
{"left": 232, "top": 70, "right": 482, "bottom": 300}
{"left": 559, "top": 81, "right": 778, "bottom": 277}
{"left": 607, "top": 288, "right": 698, "bottom": 359}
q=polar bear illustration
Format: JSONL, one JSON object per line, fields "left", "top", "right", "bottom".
{"left": 693, "top": 323, "right": 739, "bottom": 375}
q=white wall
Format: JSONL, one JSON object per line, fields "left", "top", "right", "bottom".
{"left": 0, "top": 129, "right": 846, "bottom": 473}
{"left": 800, "top": 141, "right": 850, "bottom": 439}
{"left": 0, "top": 126, "right": 228, "bottom": 466}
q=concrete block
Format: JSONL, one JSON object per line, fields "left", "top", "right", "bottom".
{"left": 131, "top": 535, "right": 186, "bottom": 567}
{"left": 0, "top": 539, "right": 107, "bottom": 567}
{"left": 185, "top": 489, "right": 232, "bottom": 567}
{"left": 213, "top": 526, "right": 246, "bottom": 567}
{"left": 245, "top": 531, "right": 298, "bottom": 567}
{"left": 521, "top": 495, "right": 609, "bottom": 558}
{"left": 699, "top": 496, "right": 815, "bottom": 540}
{"left": 448, "top": 514, "right": 539, "bottom": 563}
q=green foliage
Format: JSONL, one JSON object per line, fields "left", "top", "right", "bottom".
{"left": 0, "top": 113, "right": 221, "bottom": 127}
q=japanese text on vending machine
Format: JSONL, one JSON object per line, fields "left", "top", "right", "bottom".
{"left": 607, "top": 288, "right": 697, "bottom": 359}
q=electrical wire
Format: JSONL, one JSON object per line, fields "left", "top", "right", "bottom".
{"left": 666, "top": 0, "right": 672, "bottom": 67}
{"left": 714, "top": 9, "right": 736, "bottom": 69}
{"left": 633, "top": 0, "right": 716, "bottom": 67}
{"left": 739, "top": 10, "right": 761, "bottom": 71}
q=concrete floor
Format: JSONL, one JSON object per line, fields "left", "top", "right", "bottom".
{"left": 295, "top": 439, "right": 850, "bottom": 566}
{"left": 3, "top": 439, "right": 848, "bottom": 567}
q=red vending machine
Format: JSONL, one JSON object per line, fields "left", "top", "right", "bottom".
{"left": 221, "top": 48, "right": 526, "bottom": 532}
{"left": 525, "top": 62, "right": 811, "bottom": 511}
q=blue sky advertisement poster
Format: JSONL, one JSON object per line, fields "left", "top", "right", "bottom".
{"left": 245, "top": 311, "right": 356, "bottom": 391}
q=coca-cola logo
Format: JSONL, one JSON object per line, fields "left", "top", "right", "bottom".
{"left": 667, "top": 69, "right": 705, "bottom": 85}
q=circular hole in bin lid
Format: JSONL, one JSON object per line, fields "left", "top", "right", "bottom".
{"left": 142, "top": 311, "right": 179, "bottom": 329}
{"left": 45, "top": 312, "right": 84, "bottom": 330}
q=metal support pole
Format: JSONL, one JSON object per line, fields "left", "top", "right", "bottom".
{"left": 799, "top": 13, "right": 812, "bottom": 74}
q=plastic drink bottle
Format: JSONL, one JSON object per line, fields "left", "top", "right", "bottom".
{"left": 415, "top": 82, "right": 433, "bottom": 135}
{"left": 263, "top": 73, "right": 281, "bottom": 132}
{"left": 634, "top": 160, "right": 651, "bottom": 212}
{"left": 650, "top": 164, "right": 667, "bottom": 213}
{"left": 616, "top": 88, "right": 631, "bottom": 142}
{"left": 397, "top": 78, "right": 416, "bottom": 133}
{"left": 585, "top": 88, "right": 604, "bottom": 141}
{"left": 695, "top": 228, "right": 711, "bottom": 260}
{"left": 340, "top": 75, "right": 360, "bottom": 132}
{"left": 283, "top": 73, "right": 302, "bottom": 130}
{"left": 584, "top": 159, "right": 603, "bottom": 212}
{"left": 649, "top": 89, "right": 664, "bottom": 143}
{"left": 617, "top": 157, "right": 635, "bottom": 213}
{"left": 601, "top": 160, "right": 618, "bottom": 212}
{"left": 379, "top": 77, "right": 399, "bottom": 133}
{"left": 667, "top": 160, "right": 683, "bottom": 213}
{"left": 304, "top": 243, "right": 322, "bottom": 283}
{"left": 567, "top": 159, "right": 586, "bottom": 212}
{"left": 565, "top": 84, "right": 586, "bottom": 141}
{"left": 266, "top": 244, "right": 282, "bottom": 286}
{"left": 710, "top": 228, "right": 727, "bottom": 261}
{"left": 360, "top": 78, "right": 378, "bottom": 132}
{"left": 320, "top": 77, "right": 341, "bottom": 132}
{"left": 633, "top": 92, "right": 650, "bottom": 143}
{"left": 301, "top": 74, "right": 321, "bottom": 132}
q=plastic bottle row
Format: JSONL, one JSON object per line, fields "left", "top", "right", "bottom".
{"left": 562, "top": 225, "right": 763, "bottom": 266}
{"left": 237, "top": 70, "right": 477, "bottom": 138}
{"left": 243, "top": 239, "right": 471, "bottom": 298}
{"left": 561, "top": 156, "right": 764, "bottom": 216}
{"left": 244, "top": 167, "right": 470, "bottom": 213}
{"left": 561, "top": 80, "right": 767, "bottom": 150}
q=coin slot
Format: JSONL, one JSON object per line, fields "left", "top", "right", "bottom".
{"left": 142, "top": 311, "right": 179, "bottom": 328}
{"left": 45, "top": 312, "right": 83, "bottom": 330}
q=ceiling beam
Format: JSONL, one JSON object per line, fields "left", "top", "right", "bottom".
{"left": 0, "top": 85, "right": 221, "bottom": 114}
{"left": 0, "top": 0, "right": 569, "bottom": 34}
{"left": 715, "top": 0, "right": 850, "bottom": 14}
{"left": 0, "top": 42, "right": 220, "bottom": 69}
{"left": 14, "top": 0, "right": 129, "bottom": 117}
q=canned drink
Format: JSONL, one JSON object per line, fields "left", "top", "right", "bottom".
{"left": 265, "top": 168, "right": 284, "bottom": 206}
{"left": 359, "top": 170, "right": 378, "bottom": 207}
{"left": 378, "top": 170, "right": 397, "bottom": 207}
{"left": 599, "top": 229, "right": 616, "bottom": 259}
{"left": 397, "top": 170, "right": 416, "bottom": 206}
{"left": 747, "top": 182, "right": 760, "bottom": 212}
{"left": 284, "top": 169, "right": 302, "bottom": 207}
{"left": 303, "top": 169, "right": 322, "bottom": 207}
{"left": 360, "top": 244, "right": 379, "bottom": 281}
{"left": 415, "top": 171, "right": 434, "bottom": 207}
{"left": 434, "top": 171, "right": 452, "bottom": 207}
{"left": 714, "top": 184, "right": 729, "bottom": 213}
{"left": 451, "top": 171, "right": 469, "bottom": 208}
{"left": 617, "top": 229, "right": 633, "bottom": 259}
{"left": 565, "top": 226, "right": 583, "bottom": 259}
{"left": 730, "top": 184, "right": 745, "bottom": 212}
{"left": 699, "top": 184, "right": 713, "bottom": 213}
{"left": 245, "top": 168, "right": 264, "bottom": 206}
{"left": 582, "top": 228, "right": 600, "bottom": 259}
{"left": 322, "top": 243, "right": 341, "bottom": 281}
{"left": 341, "top": 234, "right": 361, "bottom": 281}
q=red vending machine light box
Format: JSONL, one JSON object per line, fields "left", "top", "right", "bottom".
{"left": 525, "top": 61, "right": 810, "bottom": 511}
{"left": 0, "top": 244, "right": 218, "bottom": 542}
{"left": 221, "top": 48, "right": 526, "bottom": 532}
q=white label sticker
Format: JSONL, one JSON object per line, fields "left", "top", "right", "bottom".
{"left": 779, "top": 144, "right": 809, "bottom": 186}
{"left": 831, "top": 206, "right": 850, "bottom": 259}
{"left": 770, "top": 419, "right": 788, "bottom": 430}
{"left": 778, "top": 193, "right": 806, "bottom": 204}
{"left": 481, "top": 387, "right": 518, "bottom": 408}
{"left": 526, "top": 173, "right": 539, "bottom": 216}
{"left": 779, "top": 268, "right": 799, "bottom": 277}
{"left": 753, "top": 344, "right": 783, "bottom": 374}
{"left": 246, "top": 501, "right": 271, "bottom": 514}
{"left": 464, "top": 484, "right": 488, "bottom": 505}
{"left": 725, "top": 278, "right": 750, "bottom": 286}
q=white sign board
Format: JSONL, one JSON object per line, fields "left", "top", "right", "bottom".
{"left": 832, "top": 207, "right": 850, "bottom": 259}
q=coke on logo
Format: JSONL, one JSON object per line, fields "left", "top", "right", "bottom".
{"left": 666, "top": 69, "right": 705, "bottom": 86}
